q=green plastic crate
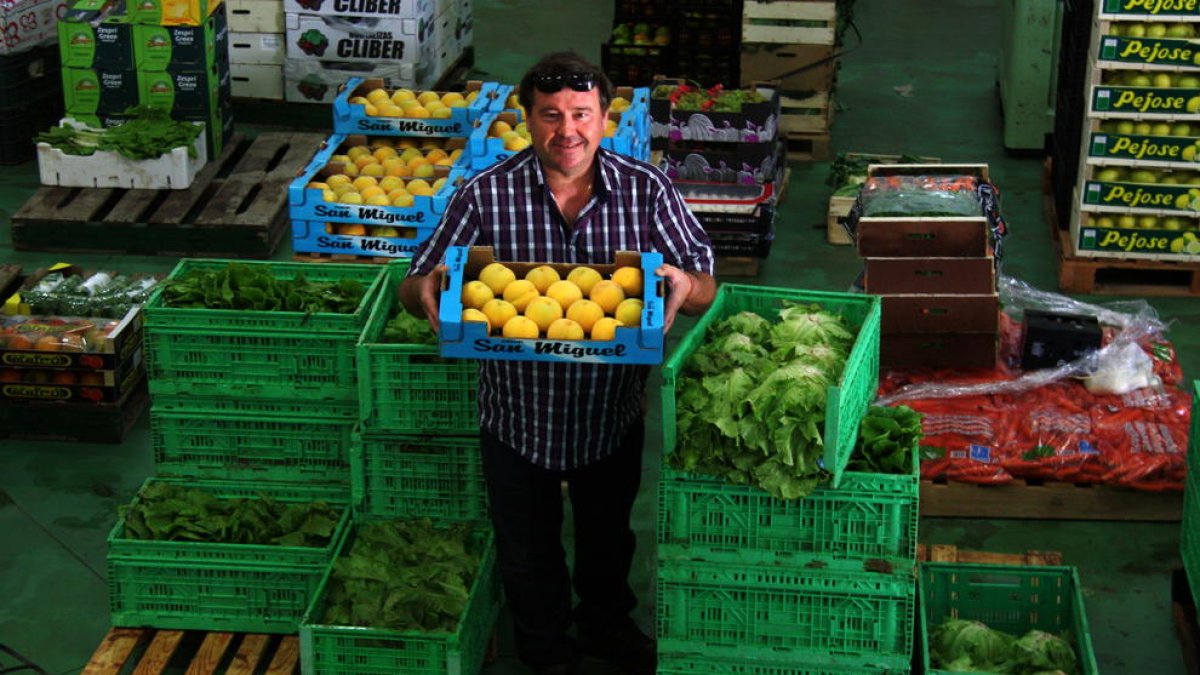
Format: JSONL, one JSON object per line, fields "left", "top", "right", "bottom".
{"left": 151, "top": 396, "right": 358, "bottom": 484}
{"left": 656, "top": 558, "right": 914, "bottom": 668}
{"left": 657, "top": 652, "right": 910, "bottom": 675}
{"left": 144, "top": 259, "right": 385, "bottom": 400}
{"left": 299, "top": 523, "right": 501, "bottom": 675}
{"left": 657, "top": 442, "right": 918, "bottom": 567}
{"left": 107, "top": 477, "right": 351, "bottom": 634}
{"left": 1182, "top": 380, "right": 1200, "bottom": 603}
{"left": 919, "top": 563, "right": 1100, "bottom": 675}
{"left": 662, "top": 283, "right": 881, "bottom": 488}
{"left": 357, "top": 261, "right": 479, "bottom": 434}
{"left": 350, "top": 432, "right": 488, "bottom": 523}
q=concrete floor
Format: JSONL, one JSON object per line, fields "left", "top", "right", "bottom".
{"left": 0, "top": 0, "right": 1196, "bottom": 672}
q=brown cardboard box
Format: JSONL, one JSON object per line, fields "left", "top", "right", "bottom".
{"left": 880, "top": 294, "right": 999, "bottom": 334}
{"left": 863, "top": 257, "right": 995, "bottom": 295}
{"left": 856, "top": 217, "right": 990, "bottom": 258}
{"left": 881, "top": 332, "right": 998, "bottom": 369}
{"left": 740, "top": 42, "right": 836, "bottom": 92}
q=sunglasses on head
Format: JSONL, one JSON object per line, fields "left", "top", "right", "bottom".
{"left": 533, "top": 72, "right": 597, "bottom": 94}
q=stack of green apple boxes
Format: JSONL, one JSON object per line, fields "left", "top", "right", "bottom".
{"left": 656, "top": 284, "right": 921, "bottom": 674}
{"left": 294, "top": 258, "right": 500, "bottom": 675}
{"left": 1069, "top": 1, "right": 1200, "bottom": 261}
{"left": 106, "top": 259, "right": 386, "bottom": 633}
{"left": 57, "top": 0, "right": 233, "bottom": 158}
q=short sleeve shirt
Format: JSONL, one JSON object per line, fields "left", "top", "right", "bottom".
{"left": 409, "top": 147, "right": 714, "bottom": 470}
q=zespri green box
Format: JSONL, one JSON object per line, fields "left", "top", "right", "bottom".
{"left": 62, "top": 67, "right": 140, "bottom": 117}
{"left": 58, "top": 0, "right": 136, "bottom": 69}
{"left": 139, "top": 63, "right": 225, "bottom": 116}
{"left": 133, "top": 3, "right": 226, "bottom": 70}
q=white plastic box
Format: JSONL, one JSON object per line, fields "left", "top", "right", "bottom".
{"left": 37, "top": 118, "right": 208, "bottom": 189}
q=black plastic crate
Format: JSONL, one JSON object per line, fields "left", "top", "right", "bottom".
{"left": 1050, "top": 0, "right": 1093, "bottom": 231}
{"left": 0, "top": 80, "right": 63, "bottom": 165}
{"left": 705, "top": 226, "right": 774, "bottom": 257}
{"left": 673, "top": 52, "right": 739, "bottom": 88}
{"left": 614, "top": 0, "right": 675, "bottom": 23}
{"left": 0, "top": 43, "right": 61, "bottom": 110}
{"left": 676, "top": 0, "right": 742, "bottom": 13}
{"left": 675, "top": 12, "right": 740, "bottom": 51}
{"left": 602, "top": 41, "right": 673, "bottom": 87}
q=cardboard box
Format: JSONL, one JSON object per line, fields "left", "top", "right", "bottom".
{"left": 1090, "top": 84, "right": 1200, "bottom": 118}
{"left": 0, "top": 0, "right": 67, "bottom": 56}
{"left": 224, "top": 0, "right": 281, "bottom": 32}
{"left": 1095, "top": 33, "right": 1199, "bottom": 68}
{"left": 127, "top": 0, "right": 223, "bottom": 26}
{"left": 855, "top": 217, "right": 990, "bottom": 258}
{"left": 649, "top": 78, "right": 781, "bottom": 142}
{"left": 132, "top": 2, "right": 226, "bottom": 69}
{"left": 284, "top": 10, "right": 436, "bottom": 63}
{"left": 228, "top": 30, "right": 284, "bottom": 64}
{"left": 283, "top": 57, "right": 434, "bottom": 103}
{"left": 291, "top": 220, "right": 431, "bottom": 257}
{"left": 230, "top": 61, "right": 282, "bottom": 98}
{"left": 740, "top": 42, "right": 836, "bottom": 92}
{"left": 139, "top": 59, "right": 229, "bottom": 116}
{"left": 58, "top": 0, "right": 136, "bottom": 69}
{"left": 863, "top": 257, "right": 996, "bottom": 295}
{"left": 0, "top": 349, "right": 144, "bottom": 402}
{"left": 437, "top": 246, "right": 667, "bottom": 365}
{"left": 332, "top": 78, "right": 505, "bottom": 137}
{"left": 661, "top": 138, "right": 782, "bottom": 185}
{"left": 1098, "top": 0, "right": 1200, "bottom": 20}
{"left": 288, "top": 133, "right": 467, "bottom": 228}
{"left": 62, "top": 66, "right": 140, "bottom": 117}
{"left": 879, "top": 294, "right": 999, "bottom": 334}
{"left": 880, "top": 332, "right": 998, "bottom": 370}
{"left": 283, "top": 0, "right": 432, "bottom": 20}
{"left": 0, "top": 305, "right": 144, "bottom": 371}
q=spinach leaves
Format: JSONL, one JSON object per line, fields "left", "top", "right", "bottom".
{"left": 161, "top": 262, "right": 366, "bottom": 313}
{"left": 848, "top": 405, "right": 923, "bottom": 475}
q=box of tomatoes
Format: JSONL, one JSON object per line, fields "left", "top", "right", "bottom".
{"left": 0, "top": 309, "right": 145, "bottom": 403}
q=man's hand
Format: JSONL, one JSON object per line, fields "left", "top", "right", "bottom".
{"left": 656, "top": 264, "right": 715, "bottom": 333}
{"left": 398, "top": 264, "right": 447, "bottom": 334}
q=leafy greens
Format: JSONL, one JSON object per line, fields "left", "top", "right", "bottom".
{"left": 383, "top": 308, "right": 438, "bottom": 344}
{"left": 160, "top": 262, "right": 366, "bottom": 313}
{"left": 321, "top": 519, "right": 481, "bottom": 632}
{"left": 931, "top": 618, "right": 1079, "bottom": 673}
{"left": 118, "top": 482, "right": 340, "bottom": 547}
{"left": 36, "top": 106, "right": 204, "bottom": 160}
{"left": 669, "top": 303, "right": 856, "bottom": 499}
{"left": 848, "top": 405, "right": 923, "bottom": 475}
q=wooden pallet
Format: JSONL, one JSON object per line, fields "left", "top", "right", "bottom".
{"left": 784, "top": 132, "right": 831, "bottom": 161}
{"left": 826, "top": 194, "right": 854, "bottom": 244}
{"left": 1054, "top": 226, "right": 1200, "bottom": 297}
{"left": 12, "top": 131, "right": 324, "bottom": 259}
{"left": 82, "top": 628, "right": 298, "bottom": 675}
{"left": 920, "top": 478, "right": 1183, "bottom": 521}
{"left": 1172, "top": 568, "right": 1200, "bottom": 675}
{"left": 916, "top": 543, "right": 1063, "bottom": 566}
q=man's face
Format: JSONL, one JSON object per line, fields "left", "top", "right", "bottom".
{"left": 526, "top": 85, "right": 608, "bottom": 177}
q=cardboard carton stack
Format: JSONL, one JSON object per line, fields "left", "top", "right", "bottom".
{"left": 57, "top": 0, "right": 234, "bottom": 157}
{"left": 853, "top": 164, "right": 1003, "bottom": 370}
{"left": 226, "top": 0, "right": 285, "bottom": 99}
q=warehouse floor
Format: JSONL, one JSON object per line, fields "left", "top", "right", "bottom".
{"left": 0, "top": 0, "right": 1196, "bottom": 672}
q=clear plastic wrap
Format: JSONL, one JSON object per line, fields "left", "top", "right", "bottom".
{"left": 879, "top": 276, "right": 1190, "bottom": 491}
{"left": 860, "top": 174, "right": 984, "bottom": 217}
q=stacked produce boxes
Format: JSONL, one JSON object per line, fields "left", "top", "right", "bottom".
{"left": 282, "top": 0, "right": 447, "bottom": 103}
{"left": 57, "top": 0, "right": 234, "bottom": 157}
{"left": 104, "top": 259, "right": 385, "bottom": 632}
{"left": 600, "top": 0, "right": 675, "bottom": 87}
{"left": 0, "top": 265, "right": 152, "bottom": 442}
{"left": 657, "top": 284, "right": 920, "bottom": 674}
{"left": 740, "top": 0, "right": 839, "bottom": 159}
{"left": 650, "top": 78, "right": 784, "bottom": 272}
{"left": 0, "top": 43, "right": 63, "bottom": 164}
{"left": 854, "top": 163, "right": 1002, "bottom": 370}
{"left": 226, "top": 0, "right": 286, "bottom": 99}
{"left": 672, "top": 0, "right": 741, "bottom": 87}
{"left": 289, "top": 77, "right": 506, "bottom": 258}
{"left": 297, "top": 259, "right": 500, "bottom": 674}
{"left": 1067, "top": 2, "right": 1200, "bottom": 261}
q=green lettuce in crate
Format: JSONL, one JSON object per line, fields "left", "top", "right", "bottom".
{"left": 382, "top": 309, "right": 438, "bottom": 345}
{"left": 160, "top": 262, "right": 366, "bottom": 313}
{"left": 847, "top": 405, "right": 922, "bottom": 475}
{"left": 119, "top": 482, "right": 340, "bottom": 547}
{"left": 670, "top": 304, "right": 855, "bottom": 500}
{"left": 930, "top": 617, "right": 1079, "bottom": 673}
{"left": 322, "top": 519, "right": 481, "bottom": 632}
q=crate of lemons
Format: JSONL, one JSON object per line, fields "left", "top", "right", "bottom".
{"left": 437, "top": 246, "right": 666, "bottom": 364}
{"left": 332, "top": 78, "right": 507, "bottom": 135}
{"left": 301, "top": 135, "right": 464, "bottom": 238}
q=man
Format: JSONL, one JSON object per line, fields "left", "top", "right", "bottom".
{"left": 399, "top": 51, "right": 715, "bottom": 675}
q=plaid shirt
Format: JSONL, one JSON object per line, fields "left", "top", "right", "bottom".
{"left": 409, "top": 148, "right": 714, "bottom": 470}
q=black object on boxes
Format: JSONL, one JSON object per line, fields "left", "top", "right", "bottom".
{"left": 1020, "top": 309, "right": 1102, "bottom": 371}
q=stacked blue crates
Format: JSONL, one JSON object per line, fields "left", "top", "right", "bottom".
{"left": 656, "top": 284, "right": 921, "bottom": 674}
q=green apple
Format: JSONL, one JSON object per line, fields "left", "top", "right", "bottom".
{"left": 1167, "top": 23, "right": 1195, "bottom": 38}
{"left": 1095, "top": 216, "right": 1117, "bottom": 228}
{"left": 1147, "top": 23, "right": 1168, "bottom": 38}
{"left": 1118, "top": 215, "right": 1139, "bottom": 228}
{"left": 1176, "top": 170, "right": 1198, "bottom": 184}
{"left": 1153, "top": 73, "right": 1174, "bottom": 88}
{"left": 1126, "top": 23, "right": 1147, "bottom": 37}
{"left": 1160, "top": 173, "right": 1181, "bottom": 184}
{"left": 1162, "top": 216, "right": 1186, "bottom": 230}
{"left": 1152, "top": 122, "right": 1173, "bottom": 135}
{"left": 1179, "top": 75, "right": 1200, "bottom": 88}
{"left": 1172, "top": 123, "right": 1193, "bottom": 136}
{"left": 1095, "top": 167, "right": 1124, "bottom": 182}
{"left": 1128, "top": 169, "right": 1160, "bottom": 183}
{"left": 1183, "top": 145, "right": 1198, "bottom": 161}
{"left": 1138, "top": 215, "right": 1160, "bottom": 228}
{"left": 1187, "top": 96, "right": 1200, "bottom": 113}
{"left": 1135, "top": 122, "right": 1154, "bottom": 135}
{"left": 1129, "top": 74, "right": 1154, "bottom": 87}
{"left": 1117, "top": 121, "right": 1136, "bottom": 134}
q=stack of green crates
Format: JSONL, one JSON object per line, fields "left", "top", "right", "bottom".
{"left": 656, "top": 284, "right": 919, "bottom": 674}
{"left": 294, "top": 258, "right": 500, "bottom": 675}
{"left": 1180, "top": 381, "right": 1200, "bottom": 599}
{"left": 107, "top": 258, "right": 386, "bottom": 632}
